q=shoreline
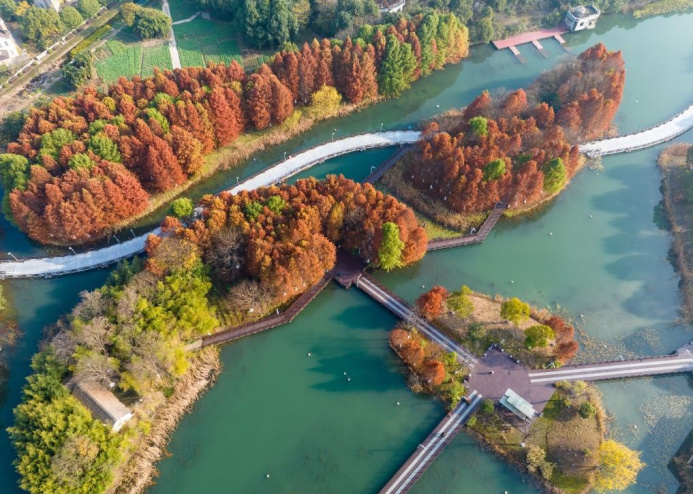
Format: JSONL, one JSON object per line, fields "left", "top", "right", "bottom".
{"left": 108, "top": 347, "right": 220, "bottom": 494}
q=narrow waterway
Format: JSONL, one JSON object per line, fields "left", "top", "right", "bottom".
{"left": 0, "top": 10, "right": 692, "bottom": 494}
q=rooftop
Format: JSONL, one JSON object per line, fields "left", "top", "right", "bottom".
{"left": 500, "top": 388, "right": 538, "bottom": 421}
{"left": 72, "top": 381, "right": 133, "bottom": 432}
{"left": 569, "top": 5, "right": 600, "bottom": 18}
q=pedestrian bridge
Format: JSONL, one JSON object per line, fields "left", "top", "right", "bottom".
{"left": 2, "top": 101, "right": 693, "bottom": 280}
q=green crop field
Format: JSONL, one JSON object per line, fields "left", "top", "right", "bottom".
{"left": 141, "top": 45, "right": 173, "bottom": 76}
{"left": 173, "top": 18, "right": 242, "bottom": 68}
{"left": 95, "top": 40, "right": 143, "bottom": 83}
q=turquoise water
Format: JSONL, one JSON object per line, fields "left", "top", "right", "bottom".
{"left": 1, "top": 10, "right": 693, "bottom": 494}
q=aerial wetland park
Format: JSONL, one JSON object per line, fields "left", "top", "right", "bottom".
{"left": 1, "top": 0, "right": 693, "bottom": 493}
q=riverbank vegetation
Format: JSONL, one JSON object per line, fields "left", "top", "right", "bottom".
{"left": 390, "top": 284, "right": 643, "bottom": 493}
{"left": 381, "top": 43, "right": 625, "bottom": 230}
{"left": 7, "top": 175, "right": 425, "bottom": 493}
{"left": 633, "top": 0, "right": 693, "bottom": 17}
{"left": 0, "top": 13, "right": 469, "bottom": 246}
{"left": 414, "top": 285, "right": 579, "bottom": 367}
{"left": 659, "top": 142, "right": 693, "bottom": 493}
{"left": 658, "top": 143, "right": 693, "bottom": 319}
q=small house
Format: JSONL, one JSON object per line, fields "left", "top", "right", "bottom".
{"left": 499, "top": 388, "right": 538, "bottom": 422}
{"left": 0, "top": 18, "right": 20, "bottom": 66}
{"left": 564, "top": 5, "right": 600, "bottom": 32}
{"left": 379, "top": 0, "right": 406, "bottom": 14}
{"left": 72, "top": 381, "right": 134, "bottom": 433}
{"left": 33, "top": 0, "right": 62, "bottom": 12}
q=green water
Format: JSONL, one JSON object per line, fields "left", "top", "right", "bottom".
{"left": 1, "top": 10, "right": 693, "bottom": 494}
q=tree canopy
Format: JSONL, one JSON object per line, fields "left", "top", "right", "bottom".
{"left": 500, "top": 297, "right": 530, "bottom": 325}
{"left": 594, "top": 440, "right": 645, "bottom": 492}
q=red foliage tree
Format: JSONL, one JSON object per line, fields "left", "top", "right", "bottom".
{"left": 416, "top": 286, "right": 449, "bottom": 320}
{"left": 422, "top": 360, "right": 446, "bottom": 386}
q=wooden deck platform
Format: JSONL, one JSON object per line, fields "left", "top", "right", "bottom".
{"left": 492, "top": 26, "right": 569, "bottom": 62}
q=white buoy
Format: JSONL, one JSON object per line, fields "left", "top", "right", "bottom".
{"left": 266, "top": 474, "right": 270, "bottom": 478}
{"left": 549, "top": 232, "right": 553, "bottom": 236}
{"left": 589, "top": 215, "right": 593, "bottom": 218}
{"left": 343, "top": 372, "right": 347, "bottom": 375}
{"left": 422, "top": 285, "right": 425, "bottom": 288}
{"left": 436, "top": 104, "right": 440, "bottom": 108}
{"left": 510, "top": 280, "right": 514, "bottom": 284}
{"left": 397, "top": 401, "right": 401, "bottom": 406}
{"left": 307, "top": 352, "right": 311, "bottom": 357}
{"left": 347, "top": 377, "right": 351, "bottom": 382}
{"left": 580, "top": 314, "right": 584, "bottom": 318}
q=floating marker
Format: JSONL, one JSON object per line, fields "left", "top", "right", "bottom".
{"left": 510, "top": 280, "right": 514, "bottom": 284}
{"left": 307, "top": 352, "right": 311, "bottom": 357}
{"left": 397, "top": 401, "right": 400, "bottom": 406}
{"left": 590, "top": 215, "right": 593, "bottom": 218}
{"left": 266, "top": 474, "right": 270, "bottom": 478}
{"left": 343, "top": 372, "right": 347, "bottom": 376}
{"left": 347, "top": 377, "right": 351, "bottom": 382}
{"left": 549, "top": 232, "right": 553, "bottom": 236}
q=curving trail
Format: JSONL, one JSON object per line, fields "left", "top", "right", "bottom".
{"left": 0, "top": 131, "right": 420, "bottom": 279}
{"left": 2, "top": 101, "right": 693, "bottom": 280}
{"left": 579, "top": 102, "right": 693, "bottom": 156}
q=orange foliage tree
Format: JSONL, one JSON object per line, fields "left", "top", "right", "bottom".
{"left": 416, "top": 286, "right": 449, "bottom": 320}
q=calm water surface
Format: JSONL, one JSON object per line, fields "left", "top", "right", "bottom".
{"left": 1, "top": 10, "right": 693, "bottom": 494}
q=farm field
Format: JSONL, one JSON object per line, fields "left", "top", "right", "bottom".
{"left": 168, "top": 0, "right": 199, "bottom": 22}
{"left": 173, "top": 18, "right": 243, "bottom": 67}
{"left": 94, "top": 32, "right": 172, "bottom": 83}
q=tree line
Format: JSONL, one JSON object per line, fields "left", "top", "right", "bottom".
{"left": 404, "top": 43, "right": 625, "bottom": 215}
{"left": 152, "top": 175, "right": 427, "bottom": 305}
{"left": 0, "top": 0, "right": 105, "bottom": 49}
{"left": 0, "top": 12, "right": 469, "bottom": 245}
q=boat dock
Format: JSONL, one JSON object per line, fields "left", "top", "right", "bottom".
{"left": 492, "top": 26, "right": 570, "bottom": 63}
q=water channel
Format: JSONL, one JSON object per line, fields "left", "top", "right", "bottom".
{"left": 1, "top": 10, "right": 693, "bottom": 493}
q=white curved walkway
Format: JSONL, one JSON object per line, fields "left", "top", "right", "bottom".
{"left": 0, "top": 131, "right": 420, "bottom": 279}
{"left": 579, "top": 102, "right": 693, "bottom": 156}
{"left": 3, "top": 100, "right": 693, "bottom": 280}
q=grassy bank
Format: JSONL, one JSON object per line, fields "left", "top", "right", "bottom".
{"left": 634, "top": 0, "right": 693, "bottom": 17}
{"left": 658, "top": 143, "right": 693, "bottom": 319}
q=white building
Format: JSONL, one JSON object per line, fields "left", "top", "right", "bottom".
{"left": 33, "top": 0, "right": 62, "bottom": 12}
{"left": 379, "top": 0, "right": 406, "bottom": 14}
{"left": 564, "top": 5, "right": 600, "bottom": 32}
{"left": 0, "top": 18, "right": 20, "bottom": 67}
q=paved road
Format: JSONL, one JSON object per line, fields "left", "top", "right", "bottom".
{"left": 528, "top": 355, "right": 693, "bottom": 383}
{"left": 379, "top": 391, "right": 483, "bottom": 494}
{"left": 355, "top": 274, "right": 478, "bottom": 368}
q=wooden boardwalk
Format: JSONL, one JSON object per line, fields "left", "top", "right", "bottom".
{"left": 379, "top": 391, "right": 483, "bottom": 494}
{"left": 363, "top": 145, "right": 413, "bottom": 184}
{"left": 426, "top": 202, "right": 508, "bottom": 251}
{"left": 200, "top": 274, "right": 333, "bottom": 347}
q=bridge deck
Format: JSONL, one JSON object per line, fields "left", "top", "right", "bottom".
{"left": 427, "top": 203, "right": 508, "bottom": 251}
{"left": 528, "top": 354, "right": 693, "bottom": 383}
{"left": 379, "top": 392, "right": 482, "bottom": 494}
{"left": 355, "top": 273, "right": 478, "bottom": 367}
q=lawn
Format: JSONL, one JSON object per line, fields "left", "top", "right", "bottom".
{"left": 172, "top": 18, "right": 243, "bottom": 68}
{"left": 167, "top": 0, "right": 199, "bottom": 22}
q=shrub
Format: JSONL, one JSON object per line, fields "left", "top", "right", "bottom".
{"left": 579, "top": 401, "right": 597, "bottom": 419}
{"left": 524, "top": 324, "right": 554, "bottom": 348}
{"left": 170, "top": 197, "right": 194, "bottom": 218}
{"left": 500, "top": 297, "right": 530, "bottom": 325}
{"left": 480, "top": 398, "right": 494, "bottom": 415}
{"left": 483, "top": 159, "right": 506, "bottom": 181}
{"left": 468, "top": 116, "right": 488, "bottom": 136}
{"left": 447, "top": 285, "right": 474, "bottom": 318}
